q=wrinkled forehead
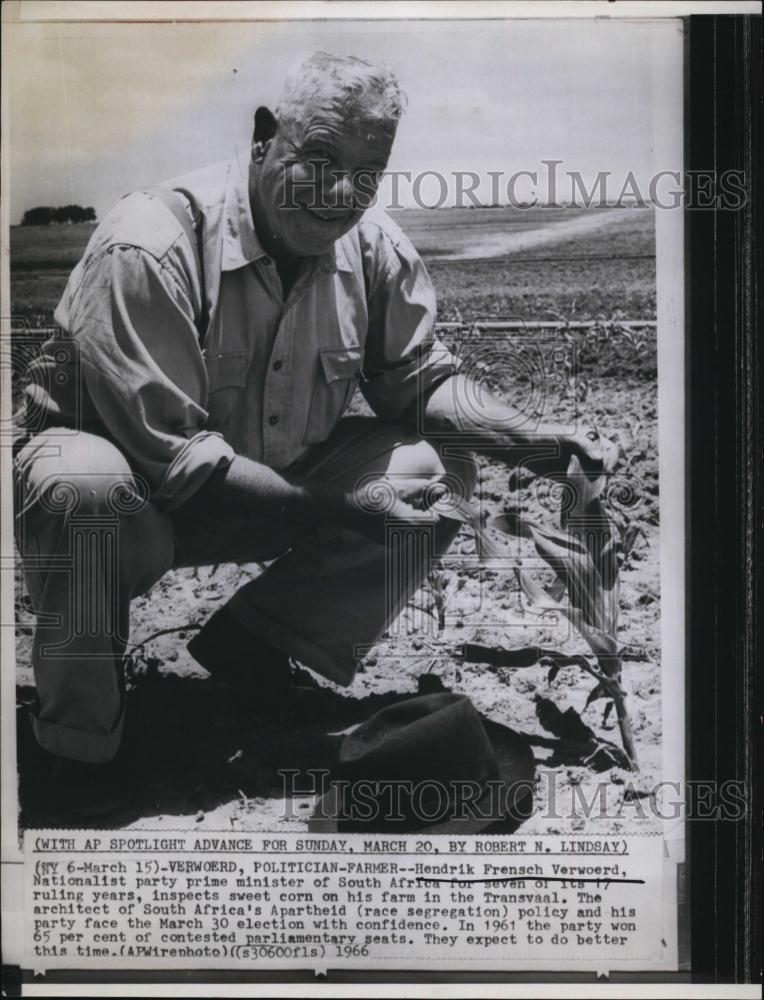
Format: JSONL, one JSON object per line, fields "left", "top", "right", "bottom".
{"left": 282, "top": 93, "right": 396, "bottom": 152}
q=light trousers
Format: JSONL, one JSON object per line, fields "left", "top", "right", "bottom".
{"left": 14, "top": 418, "right": 477, "bottom": 762}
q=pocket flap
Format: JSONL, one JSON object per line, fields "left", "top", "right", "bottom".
{"left": 206, "top": 352, "right": 247, "bottom": 389}
{"left": 319, "top": 345, "right": 364, "bottom": 383}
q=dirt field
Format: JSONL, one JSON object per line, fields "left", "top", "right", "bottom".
{"left": 12, "top": 206, "right": 660, "bottom": 834}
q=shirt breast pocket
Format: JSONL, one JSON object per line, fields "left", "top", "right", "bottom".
{"left": 303, "top": 345, "right": 364, "bottom": 445}
{"left": 205, "top": 351, "right": 247, "bottom": 434}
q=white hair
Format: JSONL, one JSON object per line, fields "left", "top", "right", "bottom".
{"left": 276, "top": 51, "right": 406, "bottom": 142}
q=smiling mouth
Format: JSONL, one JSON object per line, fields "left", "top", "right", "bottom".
{"left": 304, "top": 205, "right": 352, "bottom": 223}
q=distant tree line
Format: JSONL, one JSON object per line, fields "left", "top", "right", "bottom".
{"left": 21, "top": 205, "right": 97, "bottom": 226}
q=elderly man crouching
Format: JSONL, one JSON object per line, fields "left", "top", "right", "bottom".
{"left": 14, "top": 52, "right": 607, "bottom": 817}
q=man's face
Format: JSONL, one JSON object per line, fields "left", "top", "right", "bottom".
{"left": 252, "top": 110, "right": 394, "bottom": 257}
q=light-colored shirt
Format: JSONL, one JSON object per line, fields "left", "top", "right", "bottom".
{"left": 28, "top": 153, "right": 457, "bottom": 510}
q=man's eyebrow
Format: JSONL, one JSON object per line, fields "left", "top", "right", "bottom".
{"left": 294, "top": 128, "right": 390, "bottom": 171}
{"left": 296, "top": 139, "right": 337, "bottom": 160}
{"left": 296, "top": 146, "right": 387, "bottom": 173}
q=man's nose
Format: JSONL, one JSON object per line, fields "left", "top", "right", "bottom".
{"left": 324, "top": 170, "right": 355, "bottom": 209}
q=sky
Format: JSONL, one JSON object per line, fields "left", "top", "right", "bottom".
{"left": 5, "top": 17, "right": 682, "bottom": 222}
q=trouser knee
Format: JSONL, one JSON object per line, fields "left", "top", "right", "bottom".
{"left": 15, "top": 430, "right": 149, "bottom": 520}
{"left": 14, "top": 431, "right": 173, "bottom": 598}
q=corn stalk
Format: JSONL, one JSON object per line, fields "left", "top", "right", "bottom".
{"left": 440, "top": 451, "right": 638, "bottom": 770}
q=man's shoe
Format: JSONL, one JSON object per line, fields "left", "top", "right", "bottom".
{"left": 17, "top": 703, "right": 135, "bottom": 823}
{"left": 188, "top": 605, "right": 324, "bottom": 716}
{"left": 281, "top": 685, "right": 332, "bottom": 723}
{"left": 43, "top": 752, "right": 134, "bottom": 821}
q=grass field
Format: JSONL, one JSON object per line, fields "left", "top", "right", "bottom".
{"left": 423, "top": 209, "right": 655, "bottom": 324}
{"left": 13, "top": 206, "right": 661, "bottom": 833}
{"left": 392, "top": 204, "right": 653, "bottom": 258}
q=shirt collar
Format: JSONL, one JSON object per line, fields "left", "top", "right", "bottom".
{"left": 333, "top": 240, "right": 354, "bottom": 273}
{"left": 222, "top": 152, "right": 354, "bottom": 275}
{"left": 221, "top": 152, "right": 264, "bottom": 271}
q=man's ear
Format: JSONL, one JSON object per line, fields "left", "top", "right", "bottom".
{"left": 253, "top": 106, "right": 277, "bottom": 146}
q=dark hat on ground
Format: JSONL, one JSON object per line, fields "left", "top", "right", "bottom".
{"left": 310, "top": 692, "right": 535, "bottom": 834}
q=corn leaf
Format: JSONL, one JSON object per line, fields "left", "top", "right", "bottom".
{"left": 440, "top": 446, "right": 637, "bottom": 769}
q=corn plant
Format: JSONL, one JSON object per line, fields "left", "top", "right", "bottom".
{"left": 441, "top": 447, "right": 638, "bottom": 770}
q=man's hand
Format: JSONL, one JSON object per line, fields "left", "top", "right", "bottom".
{"left": 343, "top": 486, "right": 440, "bottom": 547}
{"left": 416, "top": 374, "right": 618, "bottom": 480}
{"left": 510, "top": 427, "right": 619, "bottom": 480}
{"left": 559, "top": 427, "right": 619, "bottom": 475}
{"left": 194, "top": 456, "right": 440, "bottom": 548}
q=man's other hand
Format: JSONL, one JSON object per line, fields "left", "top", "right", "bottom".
{"left": 512, "top": 426, "right": 619, "bottom": 481}
{"left": 344, "top": 487, "right": 440, "bottom": 547}
{"left": 562, "top": 427, "right": 619, "bottom": 474}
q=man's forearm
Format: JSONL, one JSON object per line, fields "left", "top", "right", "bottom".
{"left": 193, "top": 454, "right": 353, "bottom": 527}
{"left": 187, "top": 454, "right": 431, "bottom": 546}
{"left": 415, "top": 374, "right": 574, "bottom": 460}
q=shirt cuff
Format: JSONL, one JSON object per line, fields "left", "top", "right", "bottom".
{"left": 152, "top": 431, "right": 236, "bottom": 511}
{"left": 362, "top": 341, "right": 462, "bottom": 420}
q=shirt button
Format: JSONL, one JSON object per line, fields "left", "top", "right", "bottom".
{"left": 272, "top": 359, "right": 283, "bottom": 371}
{"left": 269, "top": 414, "right": 279, "bottom": 426}
{"left": 263, "top": 257, "right": 272, "bottom": 265}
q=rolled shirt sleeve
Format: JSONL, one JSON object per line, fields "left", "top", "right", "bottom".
{"left": 58, "top": 245, "right": 234, "bottom": 510}
{"left": 359, "top": 215, "right": 459, "bottom": 420}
